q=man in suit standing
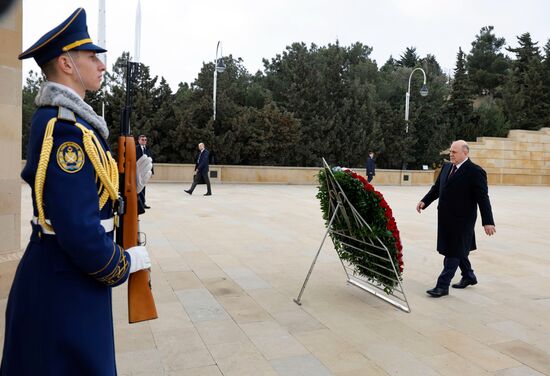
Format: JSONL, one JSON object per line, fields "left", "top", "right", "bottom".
{"left": 366, "top": 151, "right": 376, "bottom": 183}
{"left": 185, "top": 142, "right": 212, "bottom": 196}
{"left": 416, "top": 140, "right": 496, "bottom": 297}
{"left": 136, "top": 135, "right": 154, "bottom": 208}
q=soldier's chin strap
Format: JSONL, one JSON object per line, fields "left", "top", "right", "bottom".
{"left": 66, "top": 51, "right": 87, "bottom": 94}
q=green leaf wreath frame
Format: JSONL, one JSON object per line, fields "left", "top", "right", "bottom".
{"left": 317, "top": 167, "right": 404, "bottom": 293}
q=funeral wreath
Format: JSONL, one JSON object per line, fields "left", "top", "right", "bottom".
{"left": 317, "top": 167, "right": 404, "bottom": 293}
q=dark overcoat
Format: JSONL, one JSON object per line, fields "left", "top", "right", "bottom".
{"left": 1, "top": 106, "right": 130, "bottom": 375}
{"left": 366, "top": 156, "right": 376, "bottom": 177}
{"left": 421, "top": 159, "right": 494, "bottom": 258}
{"left": 196, "top": 149, "right": 210, "bottom": 174}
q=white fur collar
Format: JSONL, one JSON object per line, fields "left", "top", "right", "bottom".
{"left": 35, "top": 81, "right": 109, "bottom": 139}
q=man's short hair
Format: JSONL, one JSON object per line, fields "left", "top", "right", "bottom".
{"left": 40, "top": 57, "right": 59, "bottom": 80}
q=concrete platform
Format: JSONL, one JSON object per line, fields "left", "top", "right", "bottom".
{"left": 2, "top": 183, "right": 550, "bottom": 375}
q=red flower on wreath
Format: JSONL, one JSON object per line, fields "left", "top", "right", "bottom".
{"left": 345, "top": 170, "right": 404, "bottom": 273}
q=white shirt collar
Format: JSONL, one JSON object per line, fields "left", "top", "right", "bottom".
{"left": 455, "top": 157, "right": 468, "bottom": 170}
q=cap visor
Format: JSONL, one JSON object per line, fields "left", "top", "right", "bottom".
{"left": 73, "top": 42, "right": 107, "bottom": 53}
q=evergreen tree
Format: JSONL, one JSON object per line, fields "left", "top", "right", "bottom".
{"left": 472, "top": 103, "right": 510, "bottom": 138}
{"left": 542, "top": 40, "right": 550, "bottom": 127}
{"left": 262, "top": 42, "right": 326, "bottom": 165}
{"left": 502, "top": 33, "right": 547, "bottom": 130}
{"left": 262, "top": 41, "right": 378, "bottom": 166}
{"left": 147, "top": 78, "right": 176, "bottom": 162}
{"left": 397, "top": 47, "right": 420, "bottom": 68}
{"left": 409, "top": 57, "right": 450, "bottom": 168}
{"left": 371, "top": 101, "right": 408, "bottom": 169}
{"left": 21, "top": 71, "right": 43, "bottom": 158}
{"left": 447, "top": 48, "right": 475, "bottom": 140}
{"left": 380, "top": 55, "right": 397, "bottom": 73}
{"left": 466, "top": 26, "right": 509, "bottom": 97}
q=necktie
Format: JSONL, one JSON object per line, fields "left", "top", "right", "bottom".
{"left": 448, "top": 164, "right": 457, "bottom": 180}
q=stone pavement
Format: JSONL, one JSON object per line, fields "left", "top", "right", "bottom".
{"left": 2, "top": 183, "right": 550, "bottom": 375}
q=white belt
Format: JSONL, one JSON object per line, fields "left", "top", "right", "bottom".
{"left": 32, "top": 216, "right": 115, "bottom": 235}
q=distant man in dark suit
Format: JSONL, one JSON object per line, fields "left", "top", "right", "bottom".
{"left": 366, "top": 151, "right": 376, "bottom": 182}
{"left": 416, "top": 140, "right": 496, "bottom": 298}
{"left": 136, "top": 135, "right": 154, "bottom": 208}
{"left": 185, "top": 142, "right": 212, "bottom": 196}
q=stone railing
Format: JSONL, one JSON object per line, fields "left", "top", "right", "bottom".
{"left": 150, "top": 164, "right": 434, "bottom": 186}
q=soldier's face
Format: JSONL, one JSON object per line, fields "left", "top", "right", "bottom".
{"left": 73, "top": 50, "right": 106, "bottom": 92}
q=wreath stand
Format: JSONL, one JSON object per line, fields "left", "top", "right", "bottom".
{"left": 294, "top": 159, "right": 411, "bottom": 313}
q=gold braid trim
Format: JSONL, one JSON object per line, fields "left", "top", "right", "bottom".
{"left": 35, "top": 118, "right": 58, "bottom": 232}
{"left": 89, "top": 243, "right": 118, "bottom": 276}
{"left": 74, "top": 123, "right": 119, "bottom": 209}
{"left": 97, "top": 248, "right": 129, "bottom": 285}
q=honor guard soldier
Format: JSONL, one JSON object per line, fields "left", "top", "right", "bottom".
{"left": 1, "top": 8, "right": 152, "bottom": 375}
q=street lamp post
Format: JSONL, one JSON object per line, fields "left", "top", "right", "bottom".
{"left": 405, "top": 67, "right": 428, "bottom": 133}
{"left": 212, "top": 41, "right": 226, "bottom": 121}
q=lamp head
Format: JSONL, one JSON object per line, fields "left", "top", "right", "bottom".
{"left": 216, "top": 58, "right": 226, "bottom": 73}
{"left": 420, "top": 84, "right": 428, "bottom": 97}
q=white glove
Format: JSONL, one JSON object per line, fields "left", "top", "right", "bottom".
{"left": 136, "top": 155, "right": 153, "bottom": 194}
{"left": 127, "top": 246, "right": 151, "bottom": 273}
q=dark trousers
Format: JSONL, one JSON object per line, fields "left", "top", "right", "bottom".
{"left": 188, "top": 171, "right": 211, "bottom": 194}
{"left": 436, "top": 255, "right": 476, "bottom": 290}
{"left": 367, "top": 174, "right": 374, "bottom": 183}
{"left": 139, "top": 186, "right": 146, "bottom": 204}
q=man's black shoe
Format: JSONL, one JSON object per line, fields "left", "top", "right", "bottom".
{"left": 426, "top": 287, "right": 448, "bottom": 298}
{"left": 204, "top": 193, "right": 212, "bottom": 196}
{"left": 452, "top": 278, "right": 477, "bottom": 289}
{"left": 144, "top": 205, "right": 151, "bottom": 209}
{"left": 184, "top": 190, "right": 192, "bottom": 195}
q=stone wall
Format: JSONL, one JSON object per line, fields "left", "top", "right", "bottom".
{"left": 0, "top": 2, "right": 22, "bottom": 300}
{"left": 0, "top": 4, "right": 22, "bottom": 259}
{"left": 469, "top": 128, "right": 550, "bottom": 185}
{"left": 150, "top": 164, "right": 435, "bottom": 186}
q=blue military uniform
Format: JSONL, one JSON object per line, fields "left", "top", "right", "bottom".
{"left": 1, "top": 8, "right": 130, "bottom": 375}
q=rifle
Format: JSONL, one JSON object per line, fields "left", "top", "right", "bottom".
{"left": 116, "top": 60, "right": 158, "bottom": 323}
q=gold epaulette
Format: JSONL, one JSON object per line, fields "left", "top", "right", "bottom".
{"left": 35, "top": 117, "right": 58, "bottom": 232}
{"left": 73, "top": 123, "right": 119, "bottom": 209}
{"left": 34, "top": 112, "right": 119, "bottom": 232}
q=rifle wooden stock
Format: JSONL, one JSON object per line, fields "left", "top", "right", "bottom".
{"left": 118, "top": 135, "right": 158, "bottom": 324}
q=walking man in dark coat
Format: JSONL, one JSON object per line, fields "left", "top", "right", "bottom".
{"left": 416, "top": 140, "right": 496, "bottom": 297}
{"left": 185, "top": 142, "right": 212, "bottom": 196}
{"left": 366, "top": 151, "right": 376, "bottom": 183}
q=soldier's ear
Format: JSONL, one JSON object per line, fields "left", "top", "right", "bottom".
{"left": 57, "top": 54, "right": 76, "bottom": 75}
{"left": 57, "top": 55, "right": 70, "bottom": 74}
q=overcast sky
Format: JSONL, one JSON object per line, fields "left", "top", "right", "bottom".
{"left": 20, "top": 0, "right": 550, "bottom": 90}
